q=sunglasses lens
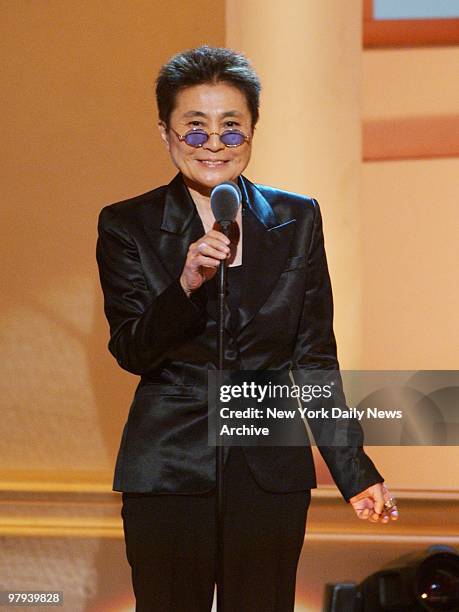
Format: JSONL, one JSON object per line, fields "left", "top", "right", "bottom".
{"left": 221, "top": 131, "right": 246, "bottom": 146}
{"left": 184, "top": 131, "right": 208, "bottom": 147}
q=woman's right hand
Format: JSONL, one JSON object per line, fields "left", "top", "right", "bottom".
{"left": 179, "top": 229, "right": 231, "bottom": 296}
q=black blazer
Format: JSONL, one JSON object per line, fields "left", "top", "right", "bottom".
{"left": 96, "top": 173, "right": 384, "bottom": 501}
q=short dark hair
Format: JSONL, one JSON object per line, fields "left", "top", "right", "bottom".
{"left": 156, "top": 45, "right": 261, "bottom": 128}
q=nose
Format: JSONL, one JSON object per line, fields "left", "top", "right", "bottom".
{"left": 203, "top": 132, "right": 224, "bottom": 152}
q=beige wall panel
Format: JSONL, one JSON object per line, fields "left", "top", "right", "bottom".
{"left": 0, "top": 1, "right": 225, "bottom": 476}
{"left": 361, "top": 158, "right": 458, "bottom": 369}
{"left": 363, "top": 46, "right": 459, "bottom": 120}
{"left": 364, "top": 446, "right": 459, "bottom": 491}
{"left": 360, "top": 157, "right": 459, "bottom": 491}
{"left": 226, "top": 0, "right": 364, "bottom": 367}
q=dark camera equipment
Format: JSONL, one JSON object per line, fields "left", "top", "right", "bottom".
{"left": 323, "top": 545, "right": 459, "bottom": 612}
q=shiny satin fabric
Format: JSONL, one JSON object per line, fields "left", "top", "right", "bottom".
{"left": 96, "top": 173, "right": 384, "bottom": 501}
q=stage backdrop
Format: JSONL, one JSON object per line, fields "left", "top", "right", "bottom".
{"left": 1, "top": 1, "right": 458, "bottom": 611}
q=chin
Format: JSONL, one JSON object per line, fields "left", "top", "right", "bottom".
{"left": 198, "top": 169, "right": 239, "bottom": 187}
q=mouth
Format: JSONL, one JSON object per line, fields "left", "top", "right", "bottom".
{"left": 196, "top": 160, "right": 229, "bottom": 168}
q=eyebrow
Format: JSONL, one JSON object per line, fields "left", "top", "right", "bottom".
{"left": 181, "top": 110, "right": 244, "bottom": 119}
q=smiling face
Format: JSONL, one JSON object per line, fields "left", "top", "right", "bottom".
{"left": 158, "top": 82, "right": 253, "bottom": 195}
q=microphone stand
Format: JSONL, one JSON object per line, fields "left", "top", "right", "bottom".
{"left": 216, "top": 219, "right": 231, "bottom": 612}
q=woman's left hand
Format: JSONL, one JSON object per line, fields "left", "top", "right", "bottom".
{"left": 349, "top": 483, "right": 399, "bottom": 524}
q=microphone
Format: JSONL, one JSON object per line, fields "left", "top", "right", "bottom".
{"left": 210, "top": 181, "right": 242, "bottom": 233}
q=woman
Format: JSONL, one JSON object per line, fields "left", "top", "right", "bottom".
{"left": 96, "top": 46, "right": 399, "bottom": 612}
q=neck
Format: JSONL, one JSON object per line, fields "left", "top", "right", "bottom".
{"left": 183, "top": 181, "right": 215, "bottom": 230}
{"left": 188, "top": 186, "right": 212, "bottom": 212}
{"left": 182, "top": 176, "right": 211, "bottom": 208}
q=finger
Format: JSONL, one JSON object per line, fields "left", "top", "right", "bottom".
{"left": 205, "top": 229, "right": 231, "bottom": 240}
{"left": 379, "top": 506, "right": 399, "bottom": 525}
{"left": 199, "top": 234, "right": 231, "bottom": 249}
{"left": 382, "top": 484, "right": 392, "bottom": 502}
{"left": 192, "top": 255, "right": 222, "bottom": 268}
{"left": 195, "top": 243, "right": 229, "bottom": 260}
{"left": 193, "top": 237, "right": 230, "bottom": 252}
{"left": 202, "top": 231, "right": 231, "bottom": 247}
{"left": 382, "top": 486, "right": 399, "bottom": 519}
{"left": 373, "top": 487, "right": 385, "bottom": 517}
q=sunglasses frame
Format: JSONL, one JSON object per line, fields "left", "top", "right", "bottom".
{"left": 170, "top": 126, "right": 250, "bottom": 148}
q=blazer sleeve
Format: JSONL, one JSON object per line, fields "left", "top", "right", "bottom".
{"left": 96, "top": 205, "right": 206, "bottom": 375}
{"left": 291, "top": 199, "right": 384, "bottom": 502}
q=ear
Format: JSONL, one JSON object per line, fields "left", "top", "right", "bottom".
{"left": 158, "top": 121, "right": 170, "bottom": 151}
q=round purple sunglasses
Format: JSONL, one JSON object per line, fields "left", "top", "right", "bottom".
{"left": 171, "top": 127, "right": 250, "bottom": 148}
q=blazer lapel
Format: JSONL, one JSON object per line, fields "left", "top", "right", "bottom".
{"left": 159, "top": 173, "right": 234, "bottom": 335}
{"left": 237, "top": 176, "right": 296, "bottom": 332}
{"left": 159, "top": 173, "right": 204, "bottom": 277}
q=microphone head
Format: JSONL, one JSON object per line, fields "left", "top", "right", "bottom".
{"left": 210, "top": 181, "right": 242, "bottom": 224}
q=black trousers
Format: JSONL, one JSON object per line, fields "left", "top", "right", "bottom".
{"left": 121, "top": 446, "right": 311, "bottom": 612}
